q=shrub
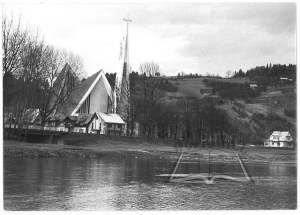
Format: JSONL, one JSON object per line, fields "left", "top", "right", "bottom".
{"left": 157, "top": 83, "right": 178, "bottom": 92}
{"left": 284, "top": 108, "right": 296, "bottom": 118}
{"left": 203, "top": 80, "right": 261, "bottom": 99}
{"left": 245, "top": 97, "right": 253, "bottom": 104}
{"left": 232, "top": 106, "right": 247, "bottom": 118}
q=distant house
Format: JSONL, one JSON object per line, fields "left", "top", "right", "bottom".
{"left": 264, "top": 131, "right": 294, "bottom": 148}
{"left": 249, "top": 82, "right": 258, "bottom": 88}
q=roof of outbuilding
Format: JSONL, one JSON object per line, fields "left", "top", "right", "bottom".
{"left": 65, "top": 113, "right": 98, "bottom": 126}
{"left": 97, "top": 112, "right": 125, "bottom": 124}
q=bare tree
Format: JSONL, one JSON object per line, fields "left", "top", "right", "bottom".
{"left": 226, "top": 70, "right": 232, "bottom": 78}
{"left": 2, "top": 14, "right": 28, "bottom": 77}
{"left": 61, "top": 50, "right": 86, "bottom": 79}
{"left": 2, "top": 14, "right": 28, "bottom": 131}
{"left": 19, "top": 34, "right": 80, "bottom": 126}
{"left": 139, "top": 62, "right": 163, "bottom": 138}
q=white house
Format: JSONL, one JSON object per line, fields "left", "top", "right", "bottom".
{"left": 264, "top": 131, "right": 294, "bottom": 148}
{"left": 97, "top": 112, "right": 125, "bottom": 136}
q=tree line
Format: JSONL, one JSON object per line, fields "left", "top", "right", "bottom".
{"left": 106, "top": 65, "right": 240, "bottom": 147}
{"left": 202, "top": 79, "right": 266, "bottom": 100}
{"left": 232, "top": 64, "right": 296, "bottom": 86}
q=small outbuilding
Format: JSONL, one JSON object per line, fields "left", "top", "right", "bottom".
{"left": 65, "top": 113, "right": 99, "bottom": 134}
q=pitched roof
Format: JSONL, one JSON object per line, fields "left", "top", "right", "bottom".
{"left": 97, "top": 112, "right": 125, "bottom": 124}
{"left": 24, "top": 109, "right": 40, "bottom": 123}
{"left": 47, "top": 114, "right": 66, "bottom": 122}
{"left": 54, "top": 70, "right": 114, "bottom": 117}
{"left": 76, "top": 113, "right": 98, "bottom": 125}
{"left": 50, "top": 64, "right": 80, "bottom": 114}
{"left": 70, "top": 71, "right": 113, "bottom": 115}
{"left": 65, "top": 113, "right": 98, "bottom": 126}
{"left": 271, "top": 131, "right": 292, "bottom": 141}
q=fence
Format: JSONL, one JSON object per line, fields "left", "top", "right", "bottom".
{"left": 4, "top": 124, "right": 68, "bottom": 133}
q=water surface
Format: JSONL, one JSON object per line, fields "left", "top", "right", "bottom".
{"left": 4, "top": 156, "right": 297, "bottom": 210}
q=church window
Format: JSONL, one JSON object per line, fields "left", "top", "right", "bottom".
{"left": 77, "top": 95, "right": 91, "bottom": 114}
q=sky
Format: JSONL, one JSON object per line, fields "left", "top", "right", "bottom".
{"left": 2, "top": 1, "right": 297, "bottom": 77}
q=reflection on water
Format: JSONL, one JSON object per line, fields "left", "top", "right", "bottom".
{"left": 4, "top": 156, "right": 297, "bottom": 210}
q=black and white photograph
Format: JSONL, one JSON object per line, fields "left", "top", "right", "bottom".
{"left": 1, "top": 0, "right": 297, "bottom": 211}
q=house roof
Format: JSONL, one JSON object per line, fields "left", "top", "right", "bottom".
{"left": 65, "top": 113, "right": 98, "bottom": 126}
{"left": 271, "top": 131, "right": 292, "bottom": 141}
{"left": 76, "top": 113, "right": 97, "bottom": 125}
{"left": 49, "top": 64, "right": 80, "bottom": 112}
{"left": 65, "top": 116, "right": 77, "bottom": 121}
{"left": 47, "top": 114, "right": 65, "bottom": 122}
{"left": 24, "top": 108, "right": 40, "bottom": 123}
{"left": 97, "top": 112, "right": 125, "bottom": 124}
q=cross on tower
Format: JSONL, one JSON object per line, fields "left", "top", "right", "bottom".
{"left": 123, "top": 16, "right": 132, "bottom": 24}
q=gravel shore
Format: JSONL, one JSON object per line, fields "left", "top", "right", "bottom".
{"left": 3, "top": 140, "right": 296, "bottom": 164}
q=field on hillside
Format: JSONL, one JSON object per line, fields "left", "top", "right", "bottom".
{"left": 168, "top": 77, "right": 250, "bottom": 97}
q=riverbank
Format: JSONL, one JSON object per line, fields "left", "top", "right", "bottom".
{"left": 3, "top": 140, "right": 296, "bottom": 164}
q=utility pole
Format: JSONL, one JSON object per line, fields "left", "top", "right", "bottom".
{"left": 200, "top": 119, "right": 203, "bottom": 147}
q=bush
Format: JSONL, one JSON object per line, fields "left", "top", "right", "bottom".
{"left": 157, "top": 83, "right": 178, "bottom": 92}
{"left": 245, "top": 97, "right": 253, "bottom": 104}
{"left": 232, "top": 106, "right": 247, "bottom": 118}
{"left": 203, "top": 80, "right": 261, "bottom": 99}
{"left": 284, "top": 108, "right": 296, "bottom": 118}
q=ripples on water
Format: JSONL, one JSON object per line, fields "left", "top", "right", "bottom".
{"left": 4, "top": 156, "right": 297, "bottom": 210}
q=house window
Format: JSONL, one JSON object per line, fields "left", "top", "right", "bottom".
{"left": 118, "top": 124, "right": 122, "bottom": 129}
{"left": 91, "top": 123, "right": 94, "bottom": 130}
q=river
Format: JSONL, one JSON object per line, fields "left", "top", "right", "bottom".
{"left": 4, "top": 156, "right": 297, "bottom": 210}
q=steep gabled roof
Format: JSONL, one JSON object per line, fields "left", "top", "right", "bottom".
{"left": 65, "top": 113, "right": 98, "bottom": 126}
{"left": 70, "top": 71, "right": 113, "bottom": 116}
{"left": 55, "top": 70, "right": 113, "bottom": 116}
{"left": 50, "top": 64, "right": 80, "bottom": 115}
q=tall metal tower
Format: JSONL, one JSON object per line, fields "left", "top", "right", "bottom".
{"left": 114, "top": 16, "right": 132, "bottom": 135}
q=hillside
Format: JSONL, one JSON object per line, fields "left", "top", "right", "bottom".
{"left": 163, "top": 76, "right": 296, "bottom": 144}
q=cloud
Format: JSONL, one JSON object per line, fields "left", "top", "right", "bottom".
{"left": 4, "top": 2, "right": 296, "bottom": 77}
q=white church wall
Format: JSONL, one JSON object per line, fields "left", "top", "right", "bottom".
{"left": 89, "top": 77, "right": 110, "bottom": 113}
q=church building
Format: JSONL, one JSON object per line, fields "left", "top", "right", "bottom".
{"left": 49, "top": 65, "right": 125, "bottom": 135}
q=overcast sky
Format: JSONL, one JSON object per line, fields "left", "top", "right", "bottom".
{"left": 3, "top": 1, "right": 297, "bottom": 77}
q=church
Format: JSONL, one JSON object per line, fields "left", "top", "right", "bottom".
{"left": 47, "top": 64, "right": 125, "bottom": 135}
